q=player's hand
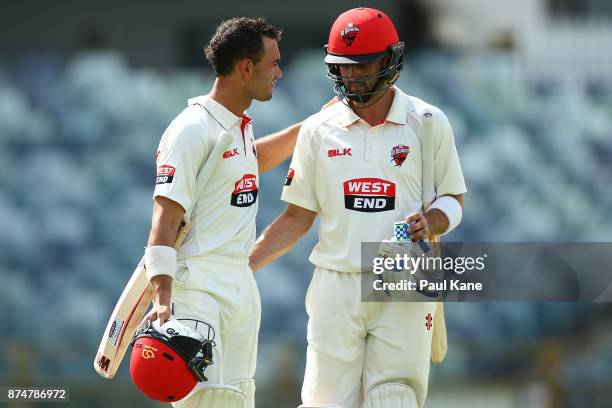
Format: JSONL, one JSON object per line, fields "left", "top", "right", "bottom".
{"left": 145, "top": 304, "right": 172, "bottom": 325}
{"left": 405, "top": 212, "right": 430, "bottom": 241}
{"left": 147, "top": 275, "right": 173, "bottom": 324}
{"left": 321, "top": 96, "right": 339, "bottom": 110}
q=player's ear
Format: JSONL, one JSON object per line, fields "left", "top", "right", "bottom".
{"left": 237, "top": 58, "right": 254, "bottom": 79}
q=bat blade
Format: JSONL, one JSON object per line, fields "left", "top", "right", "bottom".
{"left": 94, "top": 223, "right": 190, "bottom": 379}
{"left": 94, "top": 260, "right": 153, "bottom": 378}
{"left": 428, "top": 236, "right": 448, "bottom": 364}
{"left": 430, "top": 301, "right": 447, "bottom": 363}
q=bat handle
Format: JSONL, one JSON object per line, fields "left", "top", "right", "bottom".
{"left": 175, "top": 221, "right": 191, "bottom": 248}
{"left": 418, "top": 240, "right": 431, "bottom": 253}
{"left": 407, "top": 221, "right": 431, "bottom": 253}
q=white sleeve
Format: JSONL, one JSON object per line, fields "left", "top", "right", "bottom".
{"left": 280, "top": 122, "right": 320, "bottom": 212}
{"left": 153, "top": 108, "right": 209, "bottom": 213}
{"left": 432, "top": 112, "right": 467, "bottom": 198}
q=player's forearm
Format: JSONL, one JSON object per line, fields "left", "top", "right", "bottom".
{"left": 146, "top": 196, "right": 185, "bottom": 307}
{"left": 150, "top": 275, "right": 172, "bottom": 306}
{"left": 249, "top": 208, "right": 315, "bottom": 272}
{"left": 425, "top": 194, "right": 464, "bottom": 235}
{"left": 424, "top": 209, "right": 449, "bottom": 236}
{"left": 256, "top": 122, "right": 302, "bottom": 173}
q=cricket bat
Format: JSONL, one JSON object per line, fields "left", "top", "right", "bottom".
{"left": 94, "top": 118, "right": 234, "bottom": 379}
{"left": 417, "top": 108, "right": 448, "bottom": 364}
{"left": 94, "top": 223, "right": 190, "bottom": 378}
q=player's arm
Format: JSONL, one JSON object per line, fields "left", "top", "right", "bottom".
{"left": 407, "top": 194, "right": 464, "bottom": 240}
{"left": 256, "top": 122, "right": 302, "bottom": 173}
{"left": 144, "top": 196, "right": 185, "bottom": 324}
{"left": 249, "top": 204, "right": 317, "bottom": 272}
{"left": 255, "top": 97, "right": 339, "bottom": 173}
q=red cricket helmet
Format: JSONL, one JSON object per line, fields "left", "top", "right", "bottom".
{"left": 324, "top": 8, "right": 404, "bottom": 105}
{"left": 129, "top": 319, "right": 215, "bottom": 402}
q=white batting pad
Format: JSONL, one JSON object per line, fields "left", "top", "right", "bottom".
{"left": 174, "top": 384, "right": 246, "bottom": 408}
{"left": 363, "top": 383, "right": 418, "bottom": 408}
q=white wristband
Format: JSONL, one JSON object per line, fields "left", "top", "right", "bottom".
{"left": 428, "top": 196, "right": 462, "bottom": 235}
{"left": 144, "top": 246, "right": 178, "bottom": 281}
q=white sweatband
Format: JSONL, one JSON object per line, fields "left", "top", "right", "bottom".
{"left": 144, "top": 246, "right": 178, "bottom": 280}
{"left": 428, "top": 195, "right": 462, "bottom": 235}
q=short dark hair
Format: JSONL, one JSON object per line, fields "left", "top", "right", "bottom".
{"left": 205, "top": 17, "right": 282, "bottom": 76}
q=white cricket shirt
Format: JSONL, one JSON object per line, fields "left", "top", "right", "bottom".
{"left": 154, "top": 96, "right": 259, "bottom": 260}
{"left": 282, "top": 87, "right": 467, "bottom": 272}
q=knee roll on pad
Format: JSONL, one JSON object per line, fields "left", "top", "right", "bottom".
{"left": 190, "top": 384, "right": 246, "bottom": 408}
{"left": 363, "top": 383, "right": 418, "bottom": 408}
{"left": 229, "top": 379, "right": 255, "bottom": 408}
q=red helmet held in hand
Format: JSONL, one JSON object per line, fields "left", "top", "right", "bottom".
{"left": 129, "top": 319, "right": 215, "bottom": 402}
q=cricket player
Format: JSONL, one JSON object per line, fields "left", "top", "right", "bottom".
{"left": 249, "top": 8, "right": 466, "bottom": 408}
{"left": 141, "top": 17, "right": 300, "bottom": 408}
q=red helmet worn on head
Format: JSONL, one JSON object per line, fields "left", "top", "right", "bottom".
{"left": 129, "top": 319, "right": 214, "bottom": 402}
{"left": 325, "top": 7, "right": 400, "bottom": 64}
{"left": 324, "top": 7, "right": 404, "bottom": 105}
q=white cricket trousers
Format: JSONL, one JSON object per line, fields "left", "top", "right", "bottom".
{"left": 170, "top": 254, "right": 261, "bottom": 407}
{"left": 302, "top": 267, "right": 435, "bottom": 408}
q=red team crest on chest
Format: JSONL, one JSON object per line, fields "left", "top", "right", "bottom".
{"left": 343, "top": 178, "right": 395, "bottom": 212}
{"left": 231, "top": 174, "right": 258, "bottom": 207}
{"left": 390, "top": 144, "right": 410, "bottom": 167}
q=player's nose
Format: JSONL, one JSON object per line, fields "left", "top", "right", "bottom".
{"left": 340, "top": 65, "right": 354, "bottom": 78}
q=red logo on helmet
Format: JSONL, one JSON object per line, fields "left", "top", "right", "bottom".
{"left": 340, "top": 23, "right": 360, "bottom": 47}
{"left": 141, "top": 345, "right": 157, "bottom": 359}
{"left": 390, "top": 144, "right": 410, "bottom": 167}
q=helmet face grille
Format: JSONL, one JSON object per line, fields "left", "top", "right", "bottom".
{"left": 326, "top": 43, "right": 404, "bottom": 106}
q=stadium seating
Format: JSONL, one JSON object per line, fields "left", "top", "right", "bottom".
{"left": 1, "top": 49, "right": 611, "bottom": 381}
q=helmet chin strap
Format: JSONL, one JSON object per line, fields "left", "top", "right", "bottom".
{"left": 341, "top": 77, "right": 393, "bottom": 109}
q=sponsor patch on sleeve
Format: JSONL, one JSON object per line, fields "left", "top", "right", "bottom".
{"left": 284, "top": 168, "right": 295, "bottom": 186}
{"left": 156, "top": 165, "right": 176, "bottom": 185}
